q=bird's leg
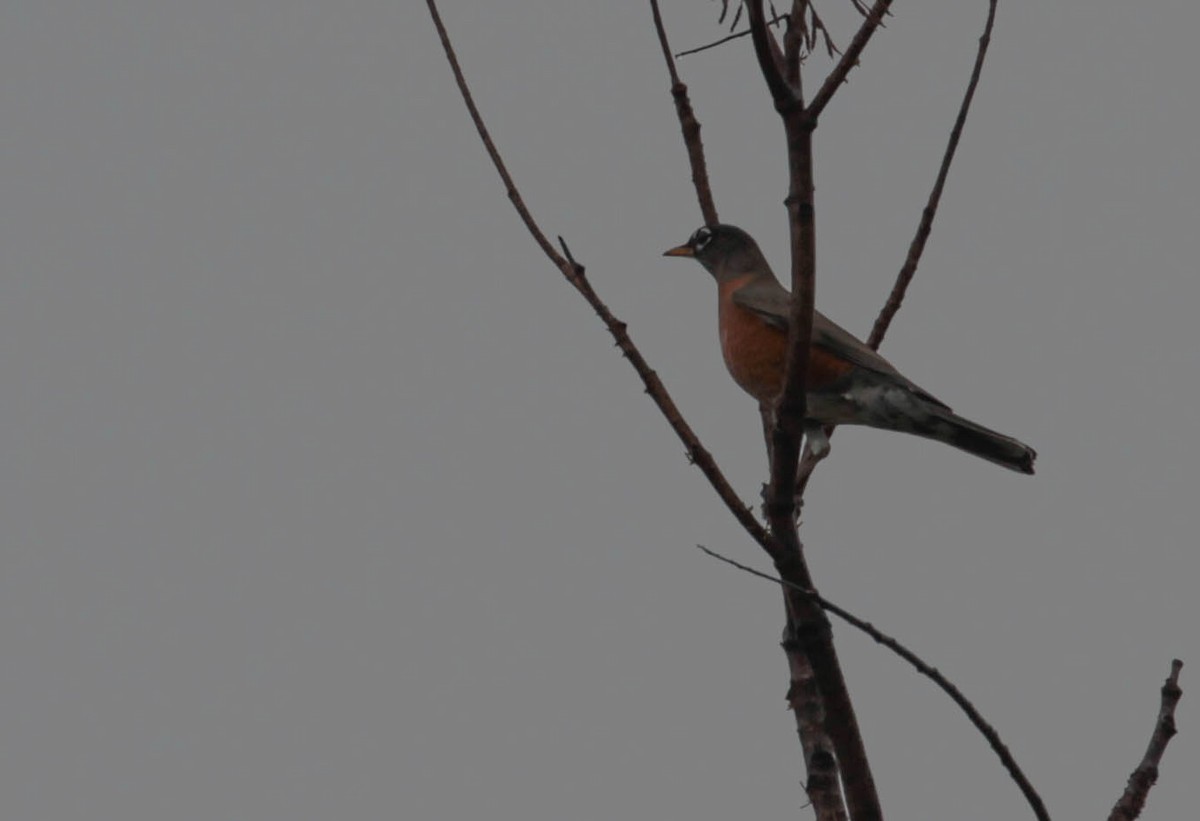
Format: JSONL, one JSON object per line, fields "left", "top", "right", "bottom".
{"left": 759, "top": 402, "right": 776, "bottom": 513}
{"left": 803, "top": 422, "right": 830, "bottom": 459}
{"left": 759, "top": 402, "right": 776, "bottom": 457}
{"left": 793, "top": 424, "right": 831, "bottom": 519}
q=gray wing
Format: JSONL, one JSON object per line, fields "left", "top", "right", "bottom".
{"left": 731, "top": 278, "right": 948, "bottom": 407}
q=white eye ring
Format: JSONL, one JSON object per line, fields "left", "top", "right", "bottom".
{"left": 692, "top": 227, "right": 713, "bottom": 252}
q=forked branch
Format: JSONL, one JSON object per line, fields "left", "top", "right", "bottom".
{"left": 697, "top": 545, "right": 1052, "bottom": 821}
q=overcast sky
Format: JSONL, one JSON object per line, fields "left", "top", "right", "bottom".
{"left": 1, "top": 2, "right": 1197, "bottom": 819}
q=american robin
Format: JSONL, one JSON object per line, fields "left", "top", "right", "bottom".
{"left": 664, "top": 223, "right": 1036, "bottom": 474}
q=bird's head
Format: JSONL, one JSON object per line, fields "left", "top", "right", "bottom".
{"left": 663, "top": 224, "right": 767, "bottom": 282}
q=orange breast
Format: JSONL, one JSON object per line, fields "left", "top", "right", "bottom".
{"left": 717, "top": 279, "right": 853, "bottom": 403}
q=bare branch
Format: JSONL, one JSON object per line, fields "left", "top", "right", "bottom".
{"left": 867, "top": 0, "right": 998, "bottom": 350}
{"left": 698, "top": 545, "right": 1053, "bottom": 821}
{"left": 718, "top": 0, "right": 743, "bottom": 29}
{"left": 807, "top": 0, "right": 894, "bottom": 121}
{"left": 780, "top": 1, "right": 841, "bottom": 74}
{"left": 783, "top": 632, "right": 849, "bottom": 821}
{"left": 782, "top": 2, "right": 805, "bottom": 88}
{"left": 425, "top": 0, "right": 771, "bottom": 553}
{"left": 746, "top": 0, "right": 797, "bottom": 107}
{"left": 649, "top": 0, "right": 719, "bottom": 225}
{"left": 801, "top": 2, "right": 842, "bottom": 59}
{"left": 675, "top": 13, "right": 787, "bottom": 59}
{"left": 745, "top": 4, "right": 881, "bottom": 817}
{"left": 777, "top": 565, "right": 867, "bottom": 821}
{"left": 1107, "top": 660, "right": 1184, "bottom": 821}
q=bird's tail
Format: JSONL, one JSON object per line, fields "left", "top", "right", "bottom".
{"left": 917, "top": 405, "right": 1037, "bottom": 474}
{"left": 817, "top": 379, "right": 1037, "bottom": 473}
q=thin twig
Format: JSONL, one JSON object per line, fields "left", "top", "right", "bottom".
{"left": 807, "top": 0, "right": 894, "bottom": 121}
{"left": 697, "top": 545, "right": 1053, "bottom": 821}
{"left": 867, "top": 0, "right": 998, "bottom": 350}
{"left": 1107, "top": 660, "right": 1184, "bottom": 821}
{"left": 425, "top": 0, "right": 771, "bottom": 554}
{"left": 675, "top": 13, "right": 788, "bottom": 59}
{"left": 801, "top": 1, "right": 842, "bottom": 59}
{"left": 779, "top": 1, "right": 841, "bottom": 78}
{"left": 649, "top": 0, "right": 719, "bottom": 226}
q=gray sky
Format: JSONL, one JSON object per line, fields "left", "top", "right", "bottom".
{"left": 1, "top": 2, "right": 1196, "bottom": 819}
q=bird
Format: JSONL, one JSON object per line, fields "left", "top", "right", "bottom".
{"left": 664, "top": 223, "right": 1036, "bottom": 474}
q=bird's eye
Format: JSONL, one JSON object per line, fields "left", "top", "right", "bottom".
{"left": 692, "top": 227, "right": 713, "bottom": 252}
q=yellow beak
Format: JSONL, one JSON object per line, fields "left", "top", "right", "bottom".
{"left": 662, "top": 244, "right": 694, "bottom": 257}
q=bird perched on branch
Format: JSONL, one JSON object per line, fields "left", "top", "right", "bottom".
{"left": 664, "top": 223, "right": 1036, "bottom": 474}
